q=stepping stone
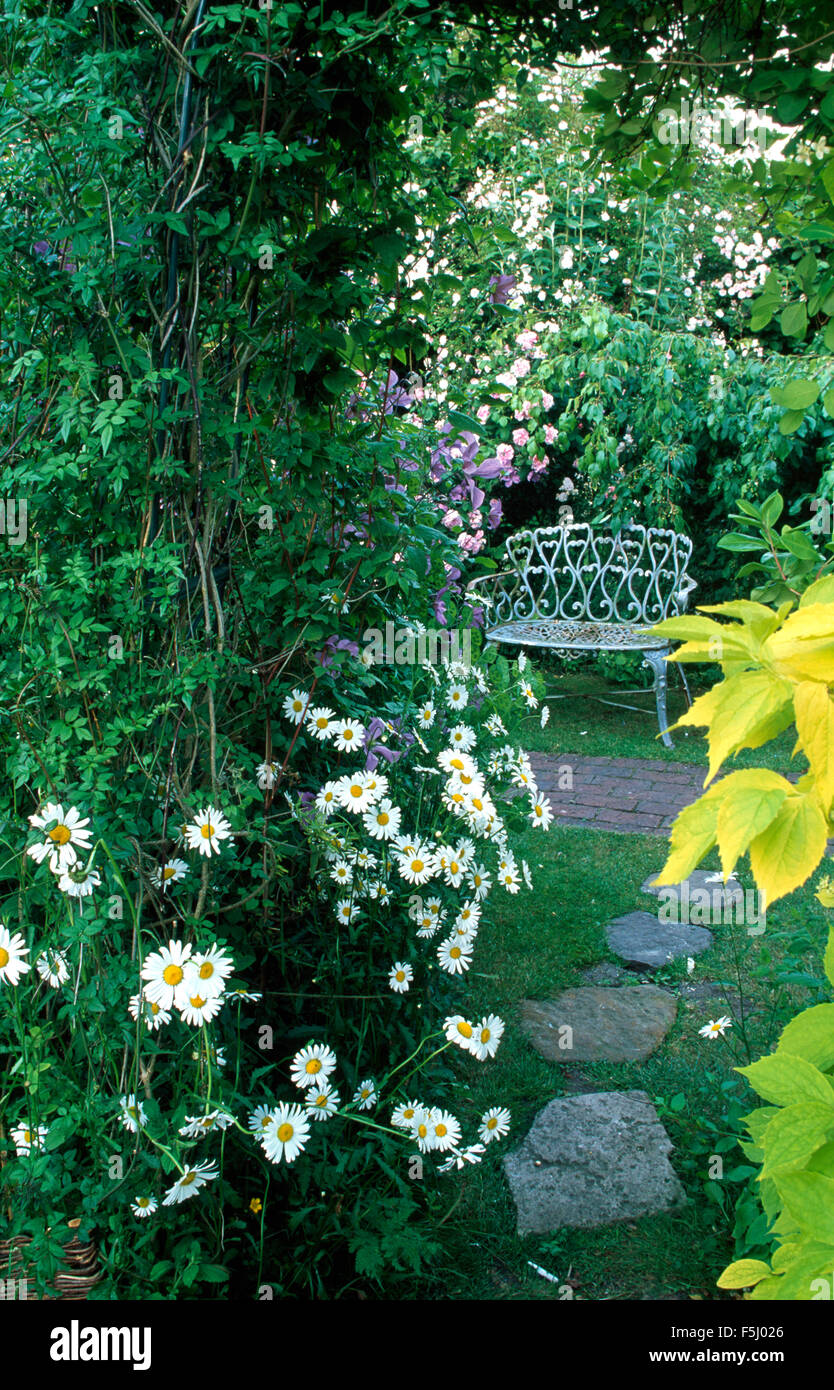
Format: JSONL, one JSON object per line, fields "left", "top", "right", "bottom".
{"left": 641, "top": 870, "right": 760, "bottom": 927}
{"left": 606, "top": 911, "right": 712, "bottom": 970}
{"left": 520, "top": 986, "right": 677, "bottom": 1063}
{"left": 503, "top": 1090, "right": 687, "bottom": 1234}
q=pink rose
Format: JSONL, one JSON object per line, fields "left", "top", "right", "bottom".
{"left": 516, "top": 331, "right": 538, "bottom": 351}
{"left": 514, "top": 401, "right": 532, "bottom": 421}
{"left": 442, "top": 509, "right": 464, "bottom": 528}
{"left": 476, "top": 404, "right": 491, "bottom": 423}
{"left": 512, "top": 427, "right": 529, "bottom": 446}
{"left": 544, "top": 424, "right": 557, "bottom": 444}
{"left": 495, "top": 443, "right": 515, "bottom": 465}
{"left": 459, "top": 530, "right": 486, "bottom": 554}
{"left": 541, "top": 391, "right": 554, "bottom": 411}
{"left": 511, "top": 357, "right": 530, "bottom": 379}
{"left": 469, "top": 510, "right": 483, "bottom": 528}
{"left": 529, "top": 455, "right": 549, "bottom": 475}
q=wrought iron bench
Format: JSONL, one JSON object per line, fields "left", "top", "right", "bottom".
{"left": 466, "top": 523, "right": 696, "bottom": 747}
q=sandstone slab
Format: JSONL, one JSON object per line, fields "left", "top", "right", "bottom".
{"left": 503, "top": 1090, "right": 687, "bottom": 1233}
{"left": 606, "top": 911, "right": 712, "bottom": 969}
{"left": 520, "top": 985, "right": 677, "bottom": 1064}
{"left": 641, "top": 869, "right": 756, "bottom": 926}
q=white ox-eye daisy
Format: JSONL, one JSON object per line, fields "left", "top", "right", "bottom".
{"left": 131, "top": 1196, "right": 158, "bottom": 1219}
{"left": 282, "top": 689, "right": 311, "bottom": 724}
{"left": 388, "top": 961, "right": 413, "bottom": 994}
{"left": 291, "top": 1043, "right": 337, "bottom": 1089}
{"left": 129, "top": 992, "right": 171, "bottom": 1031}
{"left": 479, "top": 1107, "right": 511, "bottom": 1143}
{"left": 151, "top": 859, "right": 189, "bottom": 892}
{"left": 261, "top": 1103, "right": 310, "bottom": 1163}
{"left": 36, "top": 949, "right": 69, "bottom": 988}
{"left": 162, "top": 1160, "right": 219, "bottom": 1205}
{"left": 0, "top": 926, "right": 30, "bottom": 986}
{"left": 141, "top": 939, "right": 194, "bottom": 1010}
{"left": 332, "top": 719, "right": 365, "bottom": 752}
{"left": 305, "top": 1083, "right": 341, "bottom": 1121}
{"left": 184, "top": 805, "right": 232, "bottom": 858}
{"left": 26, "top": 802, "right": 92, "bottom": 876}
{"left": 11, "top": 1123, "right": 48, "bottom": 1156}
{"left": 178, "top": 990, "right": 225, "bottom": 1027}
{"left": 183, "top": 943, "right": 234, "bottom": 999}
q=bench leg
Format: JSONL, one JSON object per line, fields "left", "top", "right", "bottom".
{"left": 643, "top": 648, "right": 672, "bottom": 748}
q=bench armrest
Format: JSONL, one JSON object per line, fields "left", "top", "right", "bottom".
{"left": 676, "top": 574, "right": 698, "bottom": 612}
{"left": 465, "top": 569, "right": 523, "bottom": 624}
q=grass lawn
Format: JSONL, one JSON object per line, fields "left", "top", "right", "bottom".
{"left": 425, "top": 661, "right": 829, "bottom": 1301}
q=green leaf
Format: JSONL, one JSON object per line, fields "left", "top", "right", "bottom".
{"left": 738, "top": 1052, "right": 834, "bottom": 1107}
{"left": 781, "top": 302, "right": 808, "bottom": 338}
{"left": 771, "top": 379, "right": 819, "bottom": 410}
{"left": 446, "top": 409, "right": 486, "bottom": 439}
{"left": 779, "top": 409, "right": 806, "bottom": 435}
{"left": 775, "top": 1170, "right": 834, "bottom": 1242}
{"left": 779, "top": 1004, "right": 834, "bottom": 1070}
{"left": 824, "top": 389, "right": 834, "bottom": 419}
{"left": 760, "top": 1102, "right": 834, "bottom": 1176}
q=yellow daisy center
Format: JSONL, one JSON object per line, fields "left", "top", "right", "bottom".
{"left": 342, "top": 728, "right": 354, "bottom": 741}
{"left": 411, "top": 859, "right": 424, "bottom": 874}
{"left": 456, "top": 1021, "right": 472, "bottom": 1038}
{"left": 48, "top": 824, "right": 71, "bottom": 845}
{"left": 481, "top": 1028, "right": 490, "bottom": 1043}
{"left": 189, "top": 995, "right": 207, "bottom": 1010}
{"left": 305, "top": 1058, "right": 322, "bottom": 1075}
{"left": 137, "top": 1197, "right": 150, "bottom": 1207}
{"left": 403, "top": 1107, "right": 415, "bottom": 1120}
{"left": 315, "top": 1094, "right": 328, "bottom": 1107}
{"left": 316, "top": 717, "right": 328, "bottom": 730}
{"left": 377, "top": 812, "right": 389, "bottom": 825}
{"left": 151, "top": 1002, "right": 160, "bottom": 1015}
{"left": 24, "top": 1130, "right": 32, "bottom": 1143}
{"left": 450, "top": 861, "right": 459, "bottom": 874}
{"left": 0, "top": 948, "right": 9, "bottom": 968}
{"left": 436, "top": 1123, "right": 447, "bottom": 1137}
{"left": 450, "top": 757, "right": 464, "bottom": 770}
{"left": 180, "top": 1171, "right": 196, "bottom": 1187}
{"left": 487, "top": 1116, "right": 498, "bottom": 1130}
{"left": 349, "top": 784, "right": 363, "bottom": 798}
{"left": 199, "top": 962, "right": 214, "bottom": 979}
{"left": 200, "top": 823, "right": 215, "bottom": 839}
{"left": 396, "top": 970, "right": 405, "bottom": 982}
{"left": 450, "top": 946, "right": 462, "bottom": 960}
{"left": 163, "top": 963, "right": 183, "bottom": 986}
{"left": 277, "top": 1123, "right": 294, "bottom": 1142}
{"left": 163, "top": 866, "right": 176, "bottom": 880}
{"left": 417, "top": 1123, "right": 427, "bottom": 1138}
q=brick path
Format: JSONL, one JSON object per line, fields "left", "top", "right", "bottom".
{"left": 529, "top": 753, "right": 707, "bottom": 835}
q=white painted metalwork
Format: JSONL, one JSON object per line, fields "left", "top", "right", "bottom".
{"left": 466, "top": 523, "right": 697, "bottom": 747}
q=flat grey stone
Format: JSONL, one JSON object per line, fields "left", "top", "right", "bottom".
{"left": 503, "top": 1090, "right": 687, "bottom": 1233}
{"left": 641, "top": 870, "right": 760, "bottom": 927}
{"left": 607, "top": 911, "right": 712, "bottom": 969}
{"left": 520, "top": 986, "right": 677, "bottom": 1063}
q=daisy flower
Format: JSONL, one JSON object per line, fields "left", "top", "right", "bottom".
{"left": 335, "top": 772, "right": 376, "bottom": 814}
{"left": 438, "top": 1143, "right": 486, "bottom": 1172}
{"left": 162, "top": 1160, "right": 219, "bottom": 1205}
{"left": 178, "top": 989, "right": 224, "bottom": 1028}
{"left": 35, "top": 949, "right": 69, "bottom": 988}
{"left": 391, "top": 1099, "right": 423, "bottom": 1131}
{"left": 141, "top": 940, "right": 194, "bottom": 1010}
{"left": 511, "top": 766, "right": 538, "bottom": 796}
{"left": 529, "top": 796, "right": 553, "bottom": 830}
{"left": 257, "top": 760, "right": 280, "bottom": 790}
{"left": 184, "top": 805, "right": 233, "bottom": 858}
{"left": 335, "top": 898, "right": 360, "bottom": 925}
{"left": 448, "top": 724, "right": 477, "bottom": 752}
{"left": 397, "top": 846, "right": 437, "bottom": 886}
{"left": 522, "top": 860, "right": 533, "bottom": 889}
{"left": 131, "top": 1196, "right": 157, "bottom": 1219}
{"left": 540, "top": 705, "right": 550, "bottom": 728}
{"left": 437, "top": 936, "right": 473, "bottom": 976}
{"left": 468, "top": 864, "right": 491, "bottom": 899}
{"left": 479, "top": 1107, "right": 511, "bottom": 1144}
{"left": 315, "top": 781, "right": 340, "bottom": 817}
{"left": 305, "top": 706, "right": 336, "bottom": 741}
{"left": 484, "top": 714, "right": 507, "bottom": 737}
{"left": 57, "top": 865, "right": 101, "bottom": 899}
{"left": 699, "top": 1016, "right": 733, "bottom": 1039}
{"left": 500, "top": 863, "right": 521, "bottom": 893}
{"left": 353, "top": 1079, "right": 378, "bottom": 1111}
{"left": 184, "top": 943, "right": 234, "bottom": 999}
{"left": 330, "top": 859, "right": 353, "bottom": 887}
{"left": 248, "top": 1104, "right": 276, "bottom": 1136}
{"left": 447, "top": 683, "right": 469, "bottom": 711}
{"left": 388, "top": 961, "right": 413, "bottom": 994}
{"left": 0, "top": 926, "right": 30, "bottom": 986}
{"left": 151, "top": 859, "right": 189, "bottom": 892}
{"left": 354, "top": 847, "right": 378, "bottom": 871}
{"left": 305, "top": 1083, "right": 341, "bottom": 1121}
{"left": 178, "top": 1111, "right": 234, "bottom": 1138}
{"left": 363, "top": 771, "right": 389, "bottom": 800}
{"left": 119, "top": 1095, "right": 148, "bottom": 1133}
{"left": 438, "top": 749, "right": 477, "bottom": 779}
{"left": 262, "top": 1104, "right": 310, "bottom": 1164}
{"left": 444, "top": 1015, "right": 475, "bottom": 1050}
{"left": 333, "top": 719, "right": 365, "bottom": 752}
{"left": 11, "top": 1123, "right": 47, "bottom": 1156}
{"left": 363, "top": 799, "right": 402, "bottom": 840}
{"left": 469, "top": 1015, "right": 505, "bottom": 1060}
{"left": 412, "top": 1108, "right": 440, "bottom": 1152}
{"left": 520, "top": 682, "right": 539, "bottom": 709}
{"left": 518, "top": 652, "right": 527, "bottom": 674}
{"left": 426, "top": 1110, "right": 461, "bottom": 1152}
{"left": 291, "top": 1043, "right": 337, "bottom": 1090}
{"left": 129, "top": 991, "right": 171, "bottom": 1031}
{"left": 417, "top": 703, "right": 436, "bottom": 729}
{"left": 282, "top": 689, "right": 311, "bottom": 724}
{"left": 26, "top": 802, "right": 92, "bottom": 876}
{"left": 368, "top": 880, "right": 392, "bottom": 906}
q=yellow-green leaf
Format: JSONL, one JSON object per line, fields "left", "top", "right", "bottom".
{"left": 716, "top": 1259, "right": 772, "bottom": 1290}
{"left": 715, "top": 770, "right": 791, "bottom": 880}
{"left": 794, "top": 681, "right": 834, "bottom": 812}
{"left": 764, "top": 603, "right": 834, "bottom": 683}
{"left": 779, "top": 1003, "right": 834, "bottom": 1069}
{"left": 775, "top": 1171, "right": 834, "bottom": 1243}
{"left": 705, "top": 670, "right": 794, "bottom": 785}
{"left": 800, "top": 576, "right": 834, "bottom": 608}
{"left": 738, "top": 1053, "right": 834, "bottom": 1107}
{"left": 652, "top": 786, "right": 721, "bottom": 887}
{"left": 825, "top": 923, "right": 834, "bottom": 989}
{"left": 760, "top": 1102, "right": 834, "bottom": 1176}
{"left": 749, "top": 792, "right": 828, "bottom": 903}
